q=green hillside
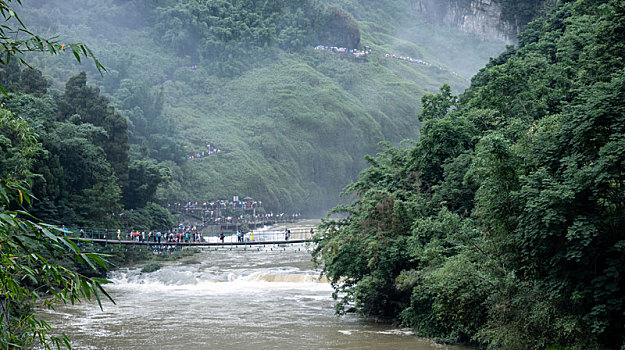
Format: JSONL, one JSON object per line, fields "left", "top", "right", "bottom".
{"left": 16, "top": 0, "right": 505, "bottom": 216}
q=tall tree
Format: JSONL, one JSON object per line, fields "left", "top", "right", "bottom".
{"left": 124, "top": 159, "right": 170, "bottom": 209}
{"left": 58, "top": 72, "right": 130, "bottom": 190}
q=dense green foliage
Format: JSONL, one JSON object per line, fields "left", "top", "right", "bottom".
{"left": 0, "top": 109, "right": 114, "bottom": 349}
{"left": 0, "top": 66, "right": 173, "bottom": 229}
{"left": 314, "top": 0, "right": 625, "bottom": 349}
{"left": 497, "top": 0, "right": 548, "bottom": 26}
{"left": 15, "top": 0, "right": 506, "bottom": 216}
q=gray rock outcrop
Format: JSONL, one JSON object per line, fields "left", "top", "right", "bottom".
{"left": 412, "top": 0, "right": 538, "bottom": 44}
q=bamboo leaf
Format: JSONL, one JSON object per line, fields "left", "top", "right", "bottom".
{"left": 96, "top": 281, "right": 116, "bottom": 305}
{"left": 80, "top": 278, "right": 91, "bottom": 300}
{"left": 92, "top": 281, "right": 103, "bottom": 310}
{"left": 40, "top": 228, "right": 59, "bottom": 243}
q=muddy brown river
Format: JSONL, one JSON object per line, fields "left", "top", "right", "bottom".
{"left": 38, "top": 237, "right": 471, "bottom": 350}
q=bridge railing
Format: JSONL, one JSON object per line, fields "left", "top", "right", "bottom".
{"left": 58, "top": 226, "right": 318, "bottom": 243}
{"left": 205, "top": 227, "right": 315, "bottom": 243}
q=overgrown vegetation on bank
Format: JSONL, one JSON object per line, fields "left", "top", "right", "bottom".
{"left": 313, "top": 1, "right": 625, "bottom": 349}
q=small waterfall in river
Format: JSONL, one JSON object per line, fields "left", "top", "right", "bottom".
{"left": 37, "top": 242, "right": 471, "bottom": 350}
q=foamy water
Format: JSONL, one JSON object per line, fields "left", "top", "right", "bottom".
{"left": 37, "top": 245, "right": 471, "bottom": 350}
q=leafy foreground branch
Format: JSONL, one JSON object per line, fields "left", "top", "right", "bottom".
{"left": 0, "top": 0, "right": 104, "bottom": 72}
{"left": 1, "top": 111, "right": 114, "bottom": 349}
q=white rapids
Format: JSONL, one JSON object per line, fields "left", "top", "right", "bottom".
{"left": 37, "top": 244, "right": 471, "bottom": 350}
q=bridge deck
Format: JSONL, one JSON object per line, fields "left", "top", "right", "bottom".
{"left": 69, "top": 237, "right": 313, "bottom": 246}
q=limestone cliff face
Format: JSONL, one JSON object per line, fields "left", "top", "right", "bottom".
{"left": 412, "top": 0, "right": 542, "bottom": 43}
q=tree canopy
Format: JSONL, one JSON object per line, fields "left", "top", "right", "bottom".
{"left": 314, "top": 1, "right": 625, "bottom": 349}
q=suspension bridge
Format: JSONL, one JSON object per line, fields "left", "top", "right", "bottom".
{"left": 66, "top": 227, "right": 317, "bottom": 252}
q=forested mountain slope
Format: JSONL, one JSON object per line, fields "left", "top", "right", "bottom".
{"left": 313, "top": 0, "right": 625, "bottom": 348}
{"left": 13, "top": 0, "right": 508, "bottom": 218}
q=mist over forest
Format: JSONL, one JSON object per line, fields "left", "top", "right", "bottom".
{"left": 12, "top": 0, "right": 507, "bottom": 223}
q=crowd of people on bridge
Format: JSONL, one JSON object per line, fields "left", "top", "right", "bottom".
{"left": 188, "top": 144, "right": 221, "bottom": 160}
{"left": 201, "top": 211, "right": 301, "bottom": 225}
{"left": 123, "top": 225, "right": 202, "bottom": 244}
{"left": 167, "top": 199, "right": 301, "bottom": 228}
{"left": 111, "top": 225, "right": 303, "bottom": 245}
{"left": 314, "top": 45, "right": 371, "bottom": 57}
{"left": 169, "top": 199, "right": 263, "bottom": 210}
{"left": 67, "top": 224, "right": 317, "bottom": 252}
{"left": 171, "top": 199, "right": 264, "bottom": 225}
